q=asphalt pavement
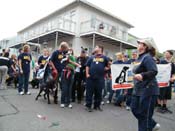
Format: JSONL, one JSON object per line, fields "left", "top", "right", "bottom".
{"left": 0, "top": 87, "right": 175, "bottom": 131}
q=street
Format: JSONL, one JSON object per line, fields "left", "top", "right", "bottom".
{"left": 0, "top": 87, "right": 175, "bottom": 131}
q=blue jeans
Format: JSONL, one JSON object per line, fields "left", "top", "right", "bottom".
{"left": 18, "top": 73, "right": 30, "bottom": 93}
{"left": 61, "top": 70, "right": 74, "bottom": 105}
{"left": 108, "top": 89, "right": 122, "bottom": 102}
{"left": 131, "top": 95, "right": 157, "bottom": 131}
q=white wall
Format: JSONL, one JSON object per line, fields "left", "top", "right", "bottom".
{"left": 78, "top": 5, "right": 129, "bottom": 32}
{"left": 73, "top": 37, "right": 123, "bottom": 58}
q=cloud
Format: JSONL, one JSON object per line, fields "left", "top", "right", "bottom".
{"left": 0, "top": 0, "right": 174, "bottom": 52}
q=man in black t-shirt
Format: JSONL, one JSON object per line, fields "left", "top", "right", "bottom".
{"left": 157, "top": 50, "right": 175, "bottom": 114}
{"left": 85, "top": 45, "right": 109, "bottom": 112}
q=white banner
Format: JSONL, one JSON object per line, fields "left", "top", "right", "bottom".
{"left": 111, "top": 64, "right": 171, "bottom": 90}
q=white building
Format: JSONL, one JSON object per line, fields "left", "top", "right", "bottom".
{"left": 9, "top": 0, "right": 137, "bottom": 58}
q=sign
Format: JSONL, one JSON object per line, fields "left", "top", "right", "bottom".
{"left": 111, "top": 64, "right": 171, "bottom": 90}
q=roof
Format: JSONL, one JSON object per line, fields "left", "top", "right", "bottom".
{"left": 18, "top": 0, "right": 134, "bottom": 33}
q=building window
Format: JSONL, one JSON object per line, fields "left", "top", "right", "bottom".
{"left": 70, "top": 10, "right": 76, "bottom": 21}
{"left": 110, "top": 26, "right": 116, "bottom": 36}
{"left": 99, "top": 22, "right": 105, "bottom": 30}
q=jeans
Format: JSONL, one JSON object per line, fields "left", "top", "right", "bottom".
{"left": 108, "top": 89, "right": 122, "bottom": 102}
{"left": 126, "top": 95, "right": 132, "bottom": 107}
{"left": 86, "top": 78, "right": 104, "bottom": 108}
{"left": 72, "top": 72, "right": 85, "bottom": 102}
{"left": 18, "top": 73, "right": 30, "bottom": 93}
{"left": 131, "top": 95, "right": 157, "bottom": 131}
{"left": 61, "top": 70, "right": 74, "bottom": 105}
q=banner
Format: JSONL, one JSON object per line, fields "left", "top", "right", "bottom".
{"left": 111, "top": 64, "right": 171, "bottom": 90}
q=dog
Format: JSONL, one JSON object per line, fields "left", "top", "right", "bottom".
{"left": 115, "top": 66, "right": 129, "bottom": 84}
{"left": 6, "top": 73, "right": 19, "bottom": 88}
{"left": 114, "top": 66, "right": 129, "bottom": 107}
{"left": 35, "top": 64, "right": 58, "bottom": 104}
{"left": 35, "top": 78, "right": 58, "bottom": 104}
{"left": 30, "top": 78, "right": 39, "bottom": 89}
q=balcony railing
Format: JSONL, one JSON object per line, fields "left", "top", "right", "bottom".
{"left": 0, "top": 37, "right": 19, "bottom": 48}
{"left": 80, "top": 19, "right": 137, "bottom": 45}
{"left": 18, "top": 17, "right": 76, "bottom": 43}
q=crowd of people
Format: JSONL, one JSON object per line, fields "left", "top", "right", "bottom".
{"left": 0, "top": 39, "right": 175, "bottom": 131}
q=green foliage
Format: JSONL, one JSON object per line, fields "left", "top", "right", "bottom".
{"left": 156, "top": 52, "right": 163, "bottom": 59}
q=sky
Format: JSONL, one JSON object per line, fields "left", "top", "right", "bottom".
{"left": 0, "top": 0, "right": 174, "bottom": 53}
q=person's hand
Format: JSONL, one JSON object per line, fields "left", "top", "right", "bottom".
{"left": 20, "top": 70, "right": 23, "bottom": 74}
{"left": 134, "top": 74, "right": 143, "bottom": 81}
{"left": 86, "top": 74, "right": 90, "bottom": 78}
{"left": 170, "top": 77, "right": 174, "bottom": 82}
{"left": 104, "top": 67, "right": 110, "bottom": 71}
{"left": 77, "top": 64, "right": 81, "bottom": 68}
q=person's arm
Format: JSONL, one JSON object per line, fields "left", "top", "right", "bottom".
{"left": 69, "top": 60, "right": 81, "bottom": 67}
{"left": 86, "top": 66, "right": 90, "bottom": 78}
{"left": 170, "top": 63, "right": 175, "bottom": 82}
{"left": 134, "top": 56, "right": 157, "bottom": 81}
{"left": 18, "top": 59, "right": 23, "bottom": 74}
{"left": 11, "top": 64, "right": 16, "bottom": 73}
{"left": 85, "top": 57, "right": 91, "bottom": 78}
{"left": 104, "top": 56, "right": 110, "bottom": 71}
{"left": 49, "top": 61, "right": 56, "bottom": 70}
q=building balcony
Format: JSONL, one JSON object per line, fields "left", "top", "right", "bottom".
{"left": 18, "top": 17, "right": 76, "bottom": 43}
{"left": 80, "top": 19, "right": 137, "bottom": 48}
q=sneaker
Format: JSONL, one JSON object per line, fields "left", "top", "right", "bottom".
{"left": 126, "top": 106, "right": 131, "bottom": 111}
{"left": 77, "top": 100, "right": 81, "bottom": 104}
{"left": 163, "top": 107, "right": 173, "bottom": 114}
{"left": 60, "top": 104, "right": 65, "bottom": 108}
{"left": 19, "top": 91, "right": 24, "bottom": 95}
{"left": 85, "top": 107, "right": 92, "bottom": 112}
{"left": 153, "top": 123, "right": 160, "bottom": 131}
{"left": 68, "top": 104, "right": 73, "bottom": 108}
{"left": 26, "top": 92, "right": 31, "bottom": 95}
{"left": 106, "top": 100, "right": 111, "bottom": 104}
{"left": 101, "top": 101, "right": 105, "bottom": 105}
{"left": 94, "top": 106, "right": 103, "bottom": 111}
{"left": 156, "top": 107, "right": 165, "bottom": 113}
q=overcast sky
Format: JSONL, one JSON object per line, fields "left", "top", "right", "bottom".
{"left": 0, "top": 0, "right": 174, "bottom": 52}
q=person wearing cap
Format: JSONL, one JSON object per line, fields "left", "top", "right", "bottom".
{"left": 18, "top": 44, "right": 32, "bottom": 95}
{"left": 130, "top": 38, "right": 160, "bottom": 131}
{"left": 157, "top": 50, "right": 175, "bottom": 114}
{"left": 72, "top": 47, "right": 89, "bottom": 103}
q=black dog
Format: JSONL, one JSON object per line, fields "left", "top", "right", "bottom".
{"left": 115, "top": 66, "right": 129, "bottom": 84}
{"left": 6, "top": 74, "right": 18, "bottom": 88}
{"left": 30, "top": 78, "right": 39, "bottom": 89}
{"left": 35, "top": 77, "right": 58, "bottom": 104}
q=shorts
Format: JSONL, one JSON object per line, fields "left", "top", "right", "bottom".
{"left": 159, "top": 86, "right": 172, "bottom": 100}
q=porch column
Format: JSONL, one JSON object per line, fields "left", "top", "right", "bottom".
{"left": 55, "top": 31, "right": 58, "bottom": 49}
{"left": 37, "top": 37, "right": 40, "bottom": 54}
{"left": 120, "top": 42, "right": 123, "bottom": 52}
{"left": 92, "top": 33, "right": 96, "bottom": 49}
